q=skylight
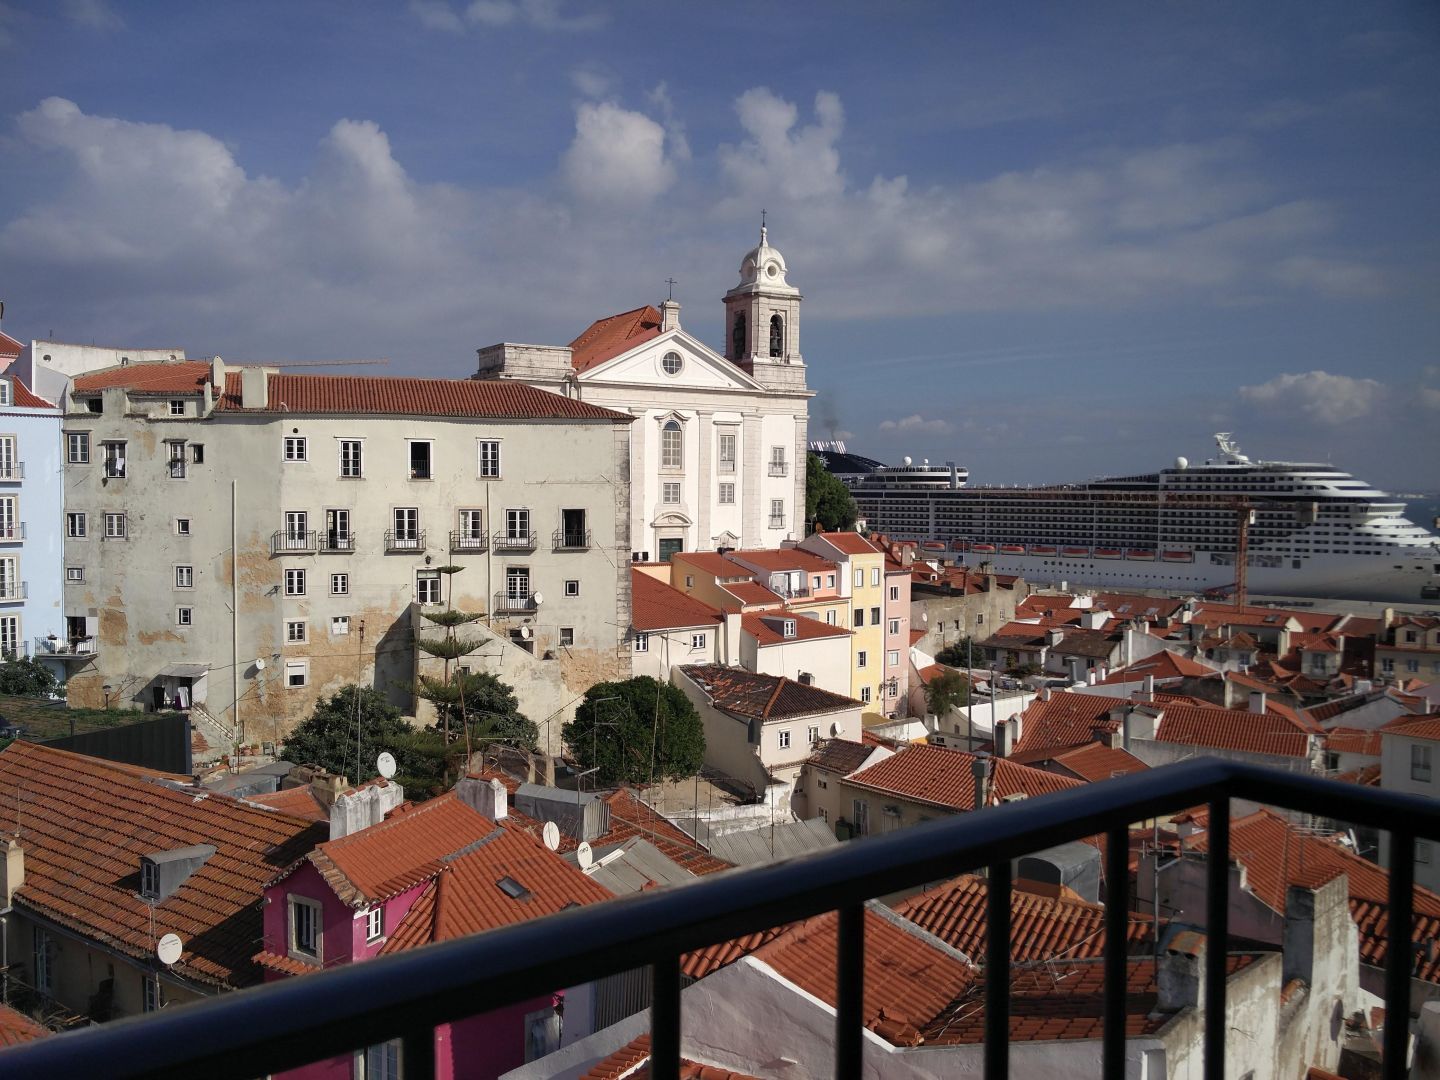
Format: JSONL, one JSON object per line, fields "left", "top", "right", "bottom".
{"left": 496, "top": 876, "right": 531, "bottom": 900}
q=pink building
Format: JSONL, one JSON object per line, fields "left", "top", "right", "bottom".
{"left": 883, "top": 556, "right": 912, "bottom": 717}
{"left": 256, "top": 780, "right": 612, "bottom": 1080}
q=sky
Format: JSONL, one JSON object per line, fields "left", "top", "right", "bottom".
{"left": 1, "top": 0, "right": 1438, "bottom": 490}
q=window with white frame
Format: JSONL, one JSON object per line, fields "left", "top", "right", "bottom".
{"left": 807, "top": 725, "right": 819, "bottom": 744}
{"left": 67, "top": 512, "right": 87, "bottom": 539}
{"left": 33, "top": 929, "right": 52, "bottom": 994}
{"left": 564, "top": 579, "right": 580, "bottom": 597}
{"left": 559, "top": 627, "right": 575, "bottom": 647}
{"left": 633, "top": 632, "right": 649, "bottom": 653}
{"left": 769, "top": 499, "right": 785, "bottom": 528}
{"left": 102, "top": 440, "right": 126, "bottom": 478}
{"left": 718, "top": 482, "right": 735, "bottom": 505}
{"left": 166, "top": 440, "right": 187, "bottom": 478}
{"left": 458, "top": 509, "right": 485, "bottom": 544}
{"left": 854, "top": 607, "right": 865, "bottom": 627}
{"left": 289, "top": 896, "right": 322, "bottom": 960}
{"left": 284, "top": 568, "right": 306, "bottom": 596}
{"left": 0, "top": 436, "right": 14, "bottom": 480}
{"left": 286, "top": 620, "right": 307, "bottom": 643}
{"left": 169, "top": 399, "right": 185, "bottom": 416}
{"left": 393, "top": 507, "right": 419, "bottom": 543}
{"left": 331, "top": 572, "right": 349, "bottom": 595}
{"left": 66, "top": 432, "right": 90, "bottom": 464}
{"left": 870, "top": 605, "right": 881, "bottom": 624}
{"left": 416, "top": 571, "right": 442, "bottom": 605}
{"left": 505, "top": 566, "right": 530, "bottom": 601}
{"left": 366, "top": 906, "right": 384, "bottom": 942}
{"left": 143, "top": 975, "right": 162, "bottom": 1013}
{"left": 177, "top": 607, "right": 193, "bottom": 627}
{"left": 0, "top": 616, "right": 18, "bottom": 658}
{"left": 888, "top": 650, "right": 900, "bottom": 667}
{"left": 408, "top": 440, "right": 432, "bottom": 480}
{"left": 1413, "top": 743, "right": 1432, "bottom": 783}
{"left": 778, "top": 729, "right": 791, "bottom": 750}
{"left": 825, "top": 610, "right": 836, "bottom": 625}
{"left": 66, "top": 567, "right": 84, "bottom": 583}
{"left": 362, "top": 1041, "right": 402, "bottom": 1080}
{"left": 888, "top": 619, "right": 900, "bottom": 635}
{"left": 284, "top": 436, "right": 307, "bottom": 461}
{"left": 0, "top": 383, "right": 9, "bottom": 407}
{"left": 889, "top": 586, "right": 899, "bottom": 601}
{"left": 478, "top": 439, "right": 501, "bottom": 478}
{"left": 331, "top": 616, "right": 351, "bottom": 636}
{"left": 661, "top": 420, "right": 683, "bottom": 470}
{"left": 504, "top": 508, "right": 530, "bottom": 541}
{"left": 769, "top": 446, "right": 787, "bottom": 475}
{"left": 861, "top": 686, "right": 872, "bottom": 703}
{"left": 104, "top": 512, "right": 126, "bottom": 539}
{"left": 661, "top": 350, "right": 683, "bottom": 376}
{"left": 857, "top": 651, "right": 868, "bottom": 668}
{"left": 871, "top": 568, "right": 881, "bottom": 586}
{"left": 286, "top": 660, "right": 309, "bottom": 689}
{"left": 717, "top": 431, "right": 736, "bottom": 473}
{"left": 854, "top": 568, "right": 863, "bottom": 587}
{"left": 662, "top": 482, "right": 681, "bottom": 504}
{"left": 176, "top": 518, "right": 191, "bottom": 536}
{"left": 174, "top": 565, "right": 194, "bottom": 589}
{"left": 691, "top": 632, "right": 706, "bottom": 650}
{"left": 827, "top": 574, "right": 836, "bottom": 588}
{"left": 339, "top": 439, "right": 363, "bottom": 478}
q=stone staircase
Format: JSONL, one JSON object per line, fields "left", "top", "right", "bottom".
{"left": 188, "top": 702, "right": 238, "bottom": 765}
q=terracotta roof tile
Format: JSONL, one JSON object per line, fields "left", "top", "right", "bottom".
{"left": 10, "top": 377, "right": 56, "bottom": 410}
{"left": 631, "top": 570, "right": 723, "bottom": 632}
{"left": 245, "top": 785, "right": 330, "bottom": 823}
{"left": 683, "top": 664, "right": 860, "bottom": 720}
{"left": 0, "top": 741, "right": 324, "bottom": 989}
{"left": 73, "top": 360, "right": 212, "bottom": 393}
{"left": 1380, "top": 712, "right": 1440, "bottom": 742}
{"left": 1324, "top": 727, "right": 1384, "bottom": 757}
{"left": 253, "top": 949, "right": 319, "bottom": 977}
{"left": 846, "top": 744, "right": 1081, "bottom": 812}
{"left": 581, "top": 1035, "right": 762, "bottom": 1080}
{"left": 1155, "top": 705, "right": 1313, "bottom": 758}
{"left": 679, "top": 926, "right": 793, "bottom": 981}
{"left": 600, "top": 789, "right": 732, "bottom": 876}
{"left": 670, "top": 552, "right": 751, "bottom": 579}
{"left": 728, "top": 549, "right": 836, "bottom": 574}
{"left": 718, "top": 581, "right": 783, "bottom": 608}
{"left": 741, "top": 612, "right": 851, "bottom": 647}
{"left": 0, "top": 329, "right": 21, "bottom": 356}
{"left": 0, "top": 1004, "right": 48, "bottom": 1048}
{"left": 810, "top": 531, "right": 881, "bottom": 556}
{"left": 1012, "top": 694, "right": 1122, "bottom": 757}
{"left": 804, "top": 738, "right": 875, "bottom": 777}
{"left": 568, "top": 306, "right": 664, "bottom": 372}
{"left": 1099, "top": 650, "right": 1217, "bottom": 684}
{"left": 1050, "top": 742, "right": 1148, "bottom": 783}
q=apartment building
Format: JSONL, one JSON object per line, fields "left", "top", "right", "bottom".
{"left": 0, "top": 369, "right": 63, "bottom": 671}
{"left": 60, "top": 358, "right": 633, "bottom": 745}
{"left": 798, "top": 531, "right": 889, "bottom": 719}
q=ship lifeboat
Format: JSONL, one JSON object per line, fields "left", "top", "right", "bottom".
{"left": 971, "top": 543, "right": 997, "bottom": 554}
{"left": 1000, "top": 544, "right": 1026, "bottom": 555}
{"left": 951, "top": 540, "right": 969, "bottom": 552}
{"left": 1162, "top": 550, "right": 1194, "bottom": 563}
{"left": 1095, "top": 548, "right": 1122, "bottom": 559}
{"left": 921, "top": 541, "right": 946, "bottom": 552}
{"left": 1127, "top": 549, "right": 1156, "bottom": 561}
{"left": 1030, "top": 545, "right": 1057, "bottom": 555}
{"left": 1060, "top": 546, "right": 1089, "bottom": 557}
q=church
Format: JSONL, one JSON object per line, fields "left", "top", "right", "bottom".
{"left": 474, "top": 227, "right": 813, "bottom": 561}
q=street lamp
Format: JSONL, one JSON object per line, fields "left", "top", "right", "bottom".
{"left": 102, "top": 683, "right": 114, "bottom": 709}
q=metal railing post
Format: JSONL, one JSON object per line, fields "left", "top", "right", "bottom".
{"left": 1384, "top": 829, "right": 1414, "bottom": 1080}
{"left": 1203, "top": 796, "right": 1229, "bottom": 1080}
{"left": 836, "top": 903, "right": 865, "bottom": 1080}
{"left": 985, "top": 859, "right": 1011, "bottom": 1080}
{"left": 651, "top": 956, "right": 681, "bottom": 1080}
{"left": 1103, "top": 824, "right": 1129, "bottom": 1075}
{"left": 402, "top": 1028, "right": 434, "bottom": 1078}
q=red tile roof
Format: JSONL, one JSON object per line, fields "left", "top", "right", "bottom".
{"left": 810, "top": 531, "right": 881, "bottom": 556}
{"left": 1091, "top": 593, "right": 1188, "bottom": 620}
{"left": 218, "top": 372, "right": 630, "bottom": 420}
{"left": 1012, "top": 694, "right": 1122, "bottom": 757}
{"left": 1324, "top": 727, "right": 1384, "bottom": 757}
{"left": 679, "top": 926, "right": 793, "bottom": 981}
{"left": 0, "top": 329, "right": 21, "bottom": 356}
{"left": 805, "top": 738, "right": 876, "bottom": 777}
{"left": 568, "top": 305, "right": 663, "bottom": 372}
{"left": 729, "top": 549, "right": 836, "bottom": 574}
{"left": 581, "top": 1035, "right": 761, "bottom": 1080}
{"left": 599, "top": 789, "right": 732, "bottom": 876}
{"left": 1155, "top": 705, "right": 1313, "bottom": 758}
{"left": 72, "top": 360, "right": 212, "bottom": 393}
{"left": 683, "top": 664, "right": 860, "bottom": 719}
{"left": 379, "top": 824, "right": 613, "bottom": 953}
{"left": 1049, "top": 742, "right": 1148, "bottom": 783}
{"left": 0, "top": 1003, "right": 48, "bottom": 1048}
{"left": 1098, "top": 650, "right": 1217, "bottom": 684}
{"left": 0, "top": 741, "right": 324, "bottom": 989}
{"left": 10, "top": 377, "right": 56, "bottom": 409}
{"left": 301, "top": 792, "right": 495, "bottom": 907}
{"left": 742, "top": 612, "right": 851, "bottom": 647}
{"left": 631, "top": 570, "right": 723, "bottom": 632}
{"left": 246, "top": 785, "right": 330, "bottom": 823}
{"left": 1380, "top": 713, "right": 1440, "bottom": 742}
{"left": 846, "top": 744, "right": 1081, "bottom": 812}
{"left": 718, "top": 581, "right": 783, "bottom": 608}
{"left": 670, "top": 551, "right": 751, "bottom": 579}
{"left": 892, "top": 874, "right": 1150, "bottom": 962}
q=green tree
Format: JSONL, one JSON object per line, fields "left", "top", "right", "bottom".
{"left": 417, "top": 671, "right": 538, "bottom": 752}
{"left": 805, "top": 453, "right": 858, "bottom": 533}
{"left": 924, "top": 669, "right": 971, "bottom": 718}
{"left": 562, "top": 677, "right": 705, "bottom": 787}
{"left": 934, "top": 638, "right": 976, "bottom": 668}
{"left": 409, "top": 565, "right": 485, "bottom": 745}
{"left": 0, "top": 657, "right": 61, "bottom": 697}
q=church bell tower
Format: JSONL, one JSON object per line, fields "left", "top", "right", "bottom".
{"left": 723, "top": 223, "right": 806, "bottom": 391}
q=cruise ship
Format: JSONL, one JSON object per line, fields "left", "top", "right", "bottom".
{"left": 831, "top": 435, "right": 1440, "bottom": 603}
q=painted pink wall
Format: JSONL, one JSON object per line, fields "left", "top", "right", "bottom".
{"left": 883, "top": 569, "right": 912, "bottom": 712}
{"left": 441, "top": 996, "right": 555, "bottom": 1080}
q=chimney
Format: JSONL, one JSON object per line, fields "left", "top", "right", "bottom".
{"left": 1248, "top": 691, "right": 1267, "bottom": 715}
{"left": 455, "top": 776, "right": 508, "bottom": 821}
{"left": 1138, "top": 674, "right": 1155, "bottom": 704}
{"left": 1158, "top": 930, "right": 1207, "bottom": 1012}
{"left": 1038, "top": 686, "right": 1052, "bottom": 702}
{"left": 722, "top": 611, "right": 742, "bottom": 665}
{"left": 1283, "top": 875, "right": 1348, "bottom": 990}
{"left": 209, "top": 355, "right": 226, "bottom": 389}
{"left": 970, "top": 755, "right": 990, "bottom": 809}
{"left": 1046, "top": 627, "right": 1064, "bottom": 647}
{"left": 659, "top": 298, "right": 681, "bottom": 332}
{"left": 240, "top": 366, "right": 269, "bottom": 409}
{"left": 310, "top": 770, "right": 348, "bottom": 810}
{"left": 1355, "top": 679, "right": 1373, "bottom": 695}
{"left": 995, "top": 720, "right": 1013, "bottom": 758}
{"left": 1, "top": 837, "right": 23, "bottom": 906}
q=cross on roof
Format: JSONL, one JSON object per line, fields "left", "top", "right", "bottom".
{"left": 665, "top": 277, "right": 677, "bottom": 300}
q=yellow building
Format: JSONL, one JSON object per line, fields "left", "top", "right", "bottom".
{"left": 799, "top": 532, "right": 888, "bottom": 720}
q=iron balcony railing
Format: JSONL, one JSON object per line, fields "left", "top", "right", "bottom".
{"left": 768, "top": 461, "right": 789, "bottom": 477}
{"left": 0, "top": 582, "right": 27, "bottom": 602}
{"left": 385, "top": 530, "right": 426, "bottom": 553}
{"left": 0, "top": 522, "right": 25, "bottom": 541}
{"left": 553, "top": 528, "right": 591, "bottom": 551}
{"left": 492, "top": 530, "right": 537, "bottom": 552}
{"left": 34, "top": 636, "right": 97, "bottom": 657}
{"left": 320, "top": 532, "right": 355, "bottom": 553}
{"left": 271, "top": 530, "right": 317, "bottom": 555}
{"left": 1, "top": 759, "right": 1434, "bottom": 1080}
{"left": 0, "top": 463, "right": 24, "bottom": 481}
{"left": 168, "top": 460, "right": 187, "bottom": 479}
{"left": 492, "top": 591, "right": 536, "bottom": 614}
{"left": 449, "top": 530, "right": 488, "bottom": 553}
{"left": 768, "top": 515, "right": 787, "bottom": 529}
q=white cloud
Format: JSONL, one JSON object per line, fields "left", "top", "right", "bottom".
{"left": 879, "top": 414, "right": 953, "bottom": 435}
{"left": 1419, "top": 386, "right": 1440, "bottom": 412}
{"left": 562, "top": 101, "right": 676, "bottom": 204}
{"left": 1238, "top": 371, "right": 1385, "bottom": 424}
{"left": 570, "top": 64, "right": 614, "bottom": 100}
{"left": 460, "top": 0, "right": 604, "bottom": 30}
{"left": 409, "top": 0, "right": 464, "bottom": 33}
{"left": 63, "top": 0, "right": 122, "bottom": 31}
{"left": 1273, "top": 255, "right": 1385, "bottom": 298}
{"left": 719, "top": 89, "right": 845, "bottom": 201}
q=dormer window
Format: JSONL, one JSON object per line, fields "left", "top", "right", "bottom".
{"left": 0, "top": 382, "right": 10, "bottom": 407}
{"left": 783, "top": 619, "right": 797, "bottom": 637}
{"left": 140, "top": 861, "right": 159, "bottom": 899}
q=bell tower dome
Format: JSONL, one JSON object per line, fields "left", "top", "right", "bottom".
{"left": 723, "top": 222, "right": 806, "bottom": 391}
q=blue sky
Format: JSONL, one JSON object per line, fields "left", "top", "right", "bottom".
{"left": 2, "top": 0, "right": 1438, "bottom": 489}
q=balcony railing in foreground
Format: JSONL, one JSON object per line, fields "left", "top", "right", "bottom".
{"left": 2, "top": 758, "right": 1433, "bottom": 1080}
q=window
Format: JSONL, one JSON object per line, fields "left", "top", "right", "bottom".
{"left": 505, "top": 567, "right": 530, "bottom": 601}
{"left": 331, "top": 572, "right": 349, "bottom": 595}
{"left": 66, "top": 432, "right": 90, "bottom": 464}
{"left": 718, "top": 432, "right": 736, "bottom": 473}
{"left": 769, "top": 499, "right": 785, "bottom": 528}
{"left": 0, "top": 616, "right": 18, "bottom": 657}
{"left": 658, "top": 538, "right": 683, "bottom": 562}
{"left": 818, "top": 807, "right": 828, "bottom": 823}
{"left": 66, "top": 567, "right": 84, "bottom": 582}
{"left": 143, "top": 975, "right": 162, "bottom": 1013}
{"left": 769, "top": 313, "right": 784, "bottom": 357}
{"left": 416, "top": 571, "right": 441, "bottom": 605}
{"left": 857, "top": 651, "right": 868, "bottom": 668}
{"left": 190, "top": 444, "right": 204, "bottom": 464}
{"left": 284, "top": 436, "right": 307, "bottom": 461}
{"left": 1409, "top": 660, "right": 1421, "bottom": 674}
{"left": 408, "top": 441, "right": 432, "bottom": 480}
{"left": 167, "top": 440, "right": 187, "bottom": 479}
{"left": 0, "top": 383, "right": 8, "bottom": 407}
{"left": 718, "top": 482, "right": 735, "bottom": 505}
{"left": 67, "top": 512, "right": 87, "bottom": 539}
{"left": 731, "top": 312, "right": 746, "bottom": 358}
{"left": 779, "top": 729, "right": 791, "bottom": 750}
{"left": 177, "top": 607, "right": 193, "bottom": 627}
{"left": 479, "top": 440, "right": 501, "bottom": 478}
{"left": 661, "top": 420, "right": 683, "bottom": 470}
{"left": 564, "top": 579, "right": 580, "bottom": 597}
{"left": 691, "top": 632, "right": 707, "bottom": 650}
{"left": 854, "top": 569, "right": 864, "bottom": 588}
{"left": 871, "top": 568, "right": 881, "bottom": 586}
{"left": 169, "top": 399, "right": 185, "bottom": 416}
{"left": 85, "top": 397, "right": 102, "bottom": 413}
{"left": 458, "top": 509, "right": 484, "bottom": 546}
{"left": 827, "top": 574, "right": 835, "bottom": 588}
{"left": 289, "top": 896, "right": 321, "bottom": 961}
{"left": 888, "top": 619, "right": 900, "bottom": 635}
{"left": 661, "top": 351, "right": 683, "bottom": 375}
{"left": 174, "top": 565, "right": 193, "bottom": 589}
{"left": 366, "top": 906, "right": 384, "bottom": 942}
{"left": 285, "top": 660, "right": 308, "bottom": 689}
{"left": 559, "top": 627, "right": 575, "bottom": 647}
{"left": 888, "top": 650, "right": 900, "bottom": 667}
{"left": 861, "top": 686, "right": 872, "bottom": 703}
{"left": 663, "top": 482, "right": 681, "bottom": 504}
{"left": 852, "top": 799, "right": 869, "bottom": 836}
{"left": 502, "top": 508, "right": 530, "bottom": 543}
{"left": 854, "top": 608, "right": 865, "bottom": 627}
{"left": 871, "top": 606, "right": 881, "bottom": 624}
{"left": 393, "top": 507, "right": 419, "bottom": 545}
{"left": 560, "top": 508, "right": 587, "bottom": 548}
{"left": 1413, "top": 744, "right": 1432, "bottom": 783}
{"left": 286, "top": 620, "right": 307, "bottom": 643}
{"left": 324, "top": 508, "right": 351, "bottom": 550}
{"left": 33, "top": 930, "right": 52, "bottom": 995}
{"left": 889, "top": 586, "right": 899, "bottom": 601}
{"left": 1382, "top": 658, "right": 1395, "bottom": 674}
{"left": 285, "top": 568, "right": 307, "bottom": 596}
{"left": 339, "top": 439, "right": 363, "bottom": 478}
{"left": 769, "top": 447, "right": 787, "bottom": 477}
{"left": 176, "top": 518, "right": 191, "bottom": 536}
{"left": 825, "top": 609, "right": 836, "bottom": 625}
{"left": 362, "top": 1041, "right": 402, "bottom": 1080}
{"left": 104, "top": 512, "right": 127, "bottom": 539}
{"left": 633, "top": 632, "right": 649, "bottom": 653}
{"left": 102, "top": 441, "right": 126, "bottom": 478}
{"left": 807, "top": 725, "right": 819, "bottom": 744}
{"left": 331, "top": 616, "right": 350, "bottom": 636}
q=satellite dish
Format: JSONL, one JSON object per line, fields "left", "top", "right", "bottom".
{"left": 254, "top": 658, "right": 266, "bottom": 671}
{"left": 542, "top": 821, "right": 560, "bottom": 851}
{"left": 576, "top": 841, "right": 593, "bottom": 870}
{"left": 1175, "top": 456, "right": 1189, "bottom": 470}
{"left": 903, "top": 456, "right": 913, "bottom": 466}
{"left": 156, "top": 933, "right": 183, "bottom": 966}
{"left": 376, "top": 752, "right": 397, "bottom": 780}
{"left": 831, "top": 722, "right": 842, "bottom": 736}
{"left": 532, "top": 592, "right": 544, "bottom": 606}
{"left": 519, "top": 625, "right": 533, "bottom": 640}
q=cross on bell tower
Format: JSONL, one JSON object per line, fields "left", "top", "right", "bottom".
{"left": 722, "top": 219, "right": 806, "bottom": 391}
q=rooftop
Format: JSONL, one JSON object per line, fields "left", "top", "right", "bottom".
{"left": 1011, "top": 694, "right": 1122, "bottom": 758}
{"left": 1155, "top": 706, "right": 1313, "bottom": 758}
{"left": 1379, "top": 713, "right": 1440, "bottom": 742}
{"left": 1098, "top": 650, "right": 1217, "bottom": 684}
{"left": 568, "top": 305, "right": 663, "bottom": 372}
{"left": 1049, "top": 742, "right": 1149, "bottom": 783}
{"left": 73, "top": 360, "right": 211, "bottom": 393}
{"left": 808, "top": 531, "right": 881, "bottom": 556}
{"left": 682, "top": 664, "right": 861, "bottom": 720}
{"left": 805, "top": 738, "right": 879, "bottom": 777}
{"left": 846, "top": 744, "right": 1081, "bottom": 812}
{"left": 741, "top": 612, "right": 851, "bottom": 647}
{"left": 728, "top": 549, "right": 836, "bottom": 574}
{"left": 581, "top": 1034, "right": 760, "bottom": 1080}
{"left": 631, "top": 570, "right": 723, "bottom": 632}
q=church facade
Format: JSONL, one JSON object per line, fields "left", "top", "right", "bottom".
{"left": 474, "top": 228, "right": 813, "bottom": 561}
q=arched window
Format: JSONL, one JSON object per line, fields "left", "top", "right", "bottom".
{"left": 769, "top": 314, "right": 784, "bottom": 358}
{"left": 731, "top": 312, "right": 746, "bottom": 359}
{"left": 661, "top": 420, "right": 683, "bottom": 470}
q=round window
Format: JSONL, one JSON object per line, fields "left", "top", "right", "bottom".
{"left": 662, "top": 352, "right": 683, "bottom": 376}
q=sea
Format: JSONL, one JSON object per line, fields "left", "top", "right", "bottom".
{"left": 1403, "top": 497, "right": 1440, "bottom": 533}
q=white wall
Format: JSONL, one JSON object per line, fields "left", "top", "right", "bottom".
{"left": 742, "top": 634, "right": 852, "bottom": 697}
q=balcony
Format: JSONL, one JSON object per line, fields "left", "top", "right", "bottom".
{"left": 34, "top": 636, "right": 97, "bottom": 659}
{"left": 271, "top": 530, "right": 317, "bottom": 555}
{"left": 449, "top": 531, "right": 488, "bottom": 554}
{"left": 168, "top": 460, "right": 187, "bottom": 480}
{"left": 0, "top": 581, "right": 27, "bottom": 602}
{"left": 768, "top": 516, "right": 787, "bottom": 530}
{"left": 385, "top": 530, "right": 426, "bottom": 554}
{"left": 553, "top": 529, "right": 591, "bottom": 552}
{"left": 0, "top": 758, "right": 1430, "bottom": 1080}
{"left": 0, "top": 463, "right": 23, "bottom": 481}
{"left": 768, "top": 461, "right": 789, "bottom": 477}
{"left": 319, "top": 532, "right": 355, "bottom": 553}
{"left": 0, "top": 522, "right": 25, "bottom": 542}
{"left": 492, "top": 591, "right": 536, "bottom": 614}
{"left": 492, "top": 530, "right": 537, "bottom": 553}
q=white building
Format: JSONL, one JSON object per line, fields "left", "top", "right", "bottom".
{"left": 474, "top": 228, "right": 812, "bottom": 561}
